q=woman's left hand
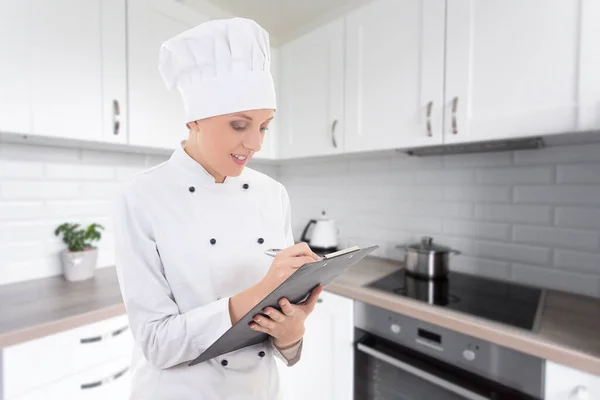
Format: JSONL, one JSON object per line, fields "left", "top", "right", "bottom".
{"left": 249, "top": 285, "right": 324, "bottom": 349}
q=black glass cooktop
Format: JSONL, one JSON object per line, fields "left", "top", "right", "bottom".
{"left": 366, "top": 270, "right": 543, "bottom": 331}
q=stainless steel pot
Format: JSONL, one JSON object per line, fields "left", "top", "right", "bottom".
{"left": 398, "top": 236, "right": 460, "bottom": 279}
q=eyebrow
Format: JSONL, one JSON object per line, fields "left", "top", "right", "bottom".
{"left": 234, "top": 113, "right": 274, "bottom": 123}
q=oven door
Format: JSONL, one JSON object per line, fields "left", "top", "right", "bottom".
{"left": 354, "top": 329, "right": 540, "bottom": 400}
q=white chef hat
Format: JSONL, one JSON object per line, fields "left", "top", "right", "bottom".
{"left": 158, "top": 17, "right": 276, "bottom": 123}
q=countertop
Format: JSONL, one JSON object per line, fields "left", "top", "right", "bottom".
{"left": 1, "top": 258, "right": 599, "bottom": 376}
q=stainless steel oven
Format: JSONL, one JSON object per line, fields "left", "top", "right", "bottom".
{"left": 354, "top": 301, "right": 544, "bottom": 400}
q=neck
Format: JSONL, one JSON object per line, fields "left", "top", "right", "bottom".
{"left": 182, "top": 140, "right": 226, "bottom": 183}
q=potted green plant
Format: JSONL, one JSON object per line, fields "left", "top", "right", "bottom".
{"left": 54, "top": 222, "right": 104, "bottom": 282}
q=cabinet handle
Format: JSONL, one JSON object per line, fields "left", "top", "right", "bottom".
{"left": 80, "top": 325, "right": 128, "bottom": 344}
{"left": 113, "top": 99, "right": 121, "bottom": 135}
{"left": 317, "top": 298, "right": 323, "bottom": 303}
{"left": 426, "top": 101, "right": 433, "bottom": 137}
{"left": 331, "top": 119, "right": 338, "bottom": 148}
{"left": 569, "top": 385, "right": 590, "bottom": 400}
{"left": 80, "top": 366, "right": 129, "bottom": 390}
{"left": 451, "top": 96, "right": 459, "bottom": 135}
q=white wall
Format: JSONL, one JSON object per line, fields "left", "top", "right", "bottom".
{"left": 0, "top": 142, "right": 278, "bottom": 285}
{"left": 280, "top": 143, "right": 600, "bottom": 299}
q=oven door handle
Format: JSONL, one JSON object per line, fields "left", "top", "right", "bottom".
{"left": 356, "top": 342, "right": 491, "bottom": 400}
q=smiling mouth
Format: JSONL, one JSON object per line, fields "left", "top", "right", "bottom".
{"left": 231, "top": 154, "right": 248, "bottom": 160}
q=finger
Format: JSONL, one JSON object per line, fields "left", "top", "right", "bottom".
{"left": 282, "top": 242, "right": 321, "bottom": 261}
{"left": 249, "top": 322, "right": 270, "bottom": 334}
{"left": 286, "top": 256, "right": 320, "bottom": 270}
{"left": 252, "top": 314, "right": 276, "bottom": 330}
{"left": 300, "top": 285, "right": 324, "bottom": 313}
{"left": 263, "top": 307, "right": 286, "bottom": 323}
{"left": 278, "top": 298, "right": 296, "bottom": 316}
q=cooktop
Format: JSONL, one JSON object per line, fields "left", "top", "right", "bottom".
{"left": 366, "top": 269, "right": 543, "bottom": 331}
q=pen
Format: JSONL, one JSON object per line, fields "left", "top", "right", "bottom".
{"left": 264, "top": 249, "right": 281, "bottom": 257}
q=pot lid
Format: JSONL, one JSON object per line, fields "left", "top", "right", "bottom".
{"left": 407, "top": 236, "right": 453, "bottom": 253}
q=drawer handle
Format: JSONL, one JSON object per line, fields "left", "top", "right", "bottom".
{"left": 426, "top": 100, "right": 433, "bottom": 137}
{"left": 80, "top": 366, "right": 129, "bottom": 390}
{"left": 331, "top": 119, "right": 338, "bottom": 148}
{"left": 80, "top": 325, "right": 128, "bottom": 344}
{"left": 451, "top": 96, "right": 459, "bottom": 135}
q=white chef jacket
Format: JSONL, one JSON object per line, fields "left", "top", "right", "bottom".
{"left": 113, "top": 144, "right": 301, "bottom": 400}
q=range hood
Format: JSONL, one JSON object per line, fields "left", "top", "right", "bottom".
{"left": 403, "top": 137, "right": 545, "bottom": 156}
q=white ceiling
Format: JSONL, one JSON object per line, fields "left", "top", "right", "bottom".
{"left": 193, "top": 0, "right": 377, "bottom": 45}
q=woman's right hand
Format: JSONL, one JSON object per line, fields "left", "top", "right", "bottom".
{"left": 261, "top": 242, "right": 321, "bottom": 291}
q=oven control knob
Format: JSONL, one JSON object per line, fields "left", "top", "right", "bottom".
{"left": 390, "top": 324, "right": 401, "bottom": 334}
{"left": 462, "top": 349, "right": 476, "bottom": 361}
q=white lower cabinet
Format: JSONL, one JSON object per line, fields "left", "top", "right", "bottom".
{"left": 278, "top": 290, "right": 354, "bottom": 400}
{"left": 10, "top": 356, "right": 131, "bottom": 400}
{"left": 545, "top": 361, "right": 600, "bottom": 400}
{"left": 3, "top": 314, "right": 132, "bottom": 400}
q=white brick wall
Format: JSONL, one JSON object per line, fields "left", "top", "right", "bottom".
{"left": 0, "top": 142, "right": 278, "bottom": 285}
{"left": 280, "top": 143, "right": 600, "bottom": 299}
{"left": 3, "top": 140, "right": 600, "bottom": 299}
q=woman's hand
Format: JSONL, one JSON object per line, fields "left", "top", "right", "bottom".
{"left": 261, "top": 242, "right": 321, "bottom": 291}
{"left": 249, "top": 285, "right": 324, "bottom": 348}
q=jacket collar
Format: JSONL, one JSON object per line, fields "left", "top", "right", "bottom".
{"left": 170, "top": 141, "right": 240, "bottom": 187}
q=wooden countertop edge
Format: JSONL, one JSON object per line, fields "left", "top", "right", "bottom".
{"left": 325, "top": 282, "right": 600, "bottom": 377}
{"left": 0, "top": 303, "right": 126, "bottom": 349}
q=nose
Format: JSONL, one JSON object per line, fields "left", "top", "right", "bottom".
{"left": 242, "top": 128, "right": 262, "bottom": 152}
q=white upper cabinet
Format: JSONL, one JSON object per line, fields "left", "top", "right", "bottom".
{"left": 29, "top": 0, "right": 127, "bottom": 144}
{"left": 344, "top": 0, "right": 446, "bottom": 152}
{"left": 279, "top": 18, "right": 345, "bottom": 159}
{"left": 127, "top": 0, "right": 209, "bottom": 151}
{"left": 0, "top": 1, "right": 30, "bottom": 135}
{"left": 444, "top": 0, "right": 600, "bottom": 144}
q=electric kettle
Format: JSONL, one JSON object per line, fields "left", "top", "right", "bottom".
{"left": 300, "top": 210, "right": 338, "bottom": 252}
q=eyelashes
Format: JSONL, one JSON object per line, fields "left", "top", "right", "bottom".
{"left": 230, "top": 121, "right": 270, "bottom": 133}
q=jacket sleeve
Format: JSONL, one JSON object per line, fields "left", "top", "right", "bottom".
{"left": 272, "top": 183, "right": 303, "bottom": 367}
{"left": 113, "top": 185, "right": 232, "bottom": 369}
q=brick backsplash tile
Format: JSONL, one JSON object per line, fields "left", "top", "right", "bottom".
{"left": 554, "top": 249, "right": 600, "bottom": 274}
{"left": 81, "top": 149, "right": 146, "bottom": 167}
{"left": 475, "top": 240, "right": 551, "bottom": 265}
{"left": 0, "top": 160, "right": 44, "bottom": 179}
{"left": 81, "top": 182, "right": 123, "bottom": 200}
{"left": 443, "top": 151, "right": 512, "bottom": 168}
{"left": 391, "top": 154, "right": 443, "bottom": 170}
{"left": 444, "top": 186, "right": 512, "bottom": 202}
{"left": 555, "top": 207, "right": 600, "bottom": 230}
{"left": 0, "top": 143, "right": 80, "bottom": 163}
{"left": 0, "top": 201, "right": 45, "bottom": 221}
{"left": 1, "top": 182, "right": 80, "bottom": 200}
{"left": 413, "top": 169, "right": 475, "bottom": 185}
{"left": 476, "top": 166, "right": 553, "bottom": 184}
{"left": 451, "top": 256, "right": 511, "bottom": 280}
{"left": 513, "top": 225, "right": 599, "bottom": 251}
{"left": 514, "top": 185, "right": 600, "bottom": 205}
{"left": 557, "top": 164, "right": 600, "bottom": 184}
{"left": 514, "top": 143, "right": 600, "bottom": 165}
{"left": 392, "top": 185, "right": 443, "bottom": 201}
{"left": 46, "top": 163, "right": 115, "bottom": 180}
{"left": 475, "top": 204, "right": 552, "bottom": 224}
{"left": 1, "top": 242, "right": 48, "bottom": 265}
{"left": 116, "top": 166, "right": 147, "bottom": 181}
{"left": 0, "top": 222, "right": 54, "bottom": 244}
{"left": 46, "top": 200, "right": 112, "bottom": 218}
{"left": 511, "top": 263, "right": 600, "bottom": 297}
{"left": 442, "top": 220, "right": 511, "bottom": 240}
{"left": 411, "top": 202, "right": 474, "bottom": 219}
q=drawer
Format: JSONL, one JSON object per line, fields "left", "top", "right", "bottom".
{"left": 9, "top": 356, "right": 131, "bottom": 400}
{"left": 4, "top": 314, "right": 133, "bottom": 399}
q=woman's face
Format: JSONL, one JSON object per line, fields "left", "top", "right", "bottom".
{"left": 187, "top": 109, "right": 274, "bottom": 182}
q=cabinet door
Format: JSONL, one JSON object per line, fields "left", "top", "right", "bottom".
{"left": 345, "top": 0, "right": 445, "bottom": 152}
{"left": 283, "top": 290, "right": 354, "bottom": 400}
{"left": 279, "top": 18, "right": 345, "bottom": 159}
{"left": 0, "top": 1, "right": 30, "bottom": 135}
{"left": 127, "top": 0, "right": 208, "bottom": 150}
{"left": 29, "top": 0, "right": 127, "bottom": 144}
{"left": 444, "top": 0, "right": 600, "bottom": 144}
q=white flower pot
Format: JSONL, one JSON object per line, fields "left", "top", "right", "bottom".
{"left": 60, "top": 248, "right": 98, "bottom": 282}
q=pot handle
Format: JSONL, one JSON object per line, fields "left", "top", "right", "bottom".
{"left": 451, "top": 249, "right": 461, "bottom": 255}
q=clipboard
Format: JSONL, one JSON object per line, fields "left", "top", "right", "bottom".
{"left": 188, "top": 244, "right": 379, "bottom": 366}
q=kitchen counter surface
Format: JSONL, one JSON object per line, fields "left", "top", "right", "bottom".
{"left": 0, "top": 267, "right": 125, "bottom": 348}
{"left": 1, "top": 258, "right": 599, "bottom": 378}
{"left": 327, "top": 256, "right": 600, "bottom": 376}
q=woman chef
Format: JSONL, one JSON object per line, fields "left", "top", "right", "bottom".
{"left": 113, "top": 17, "right": 323, "bottom": 400}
